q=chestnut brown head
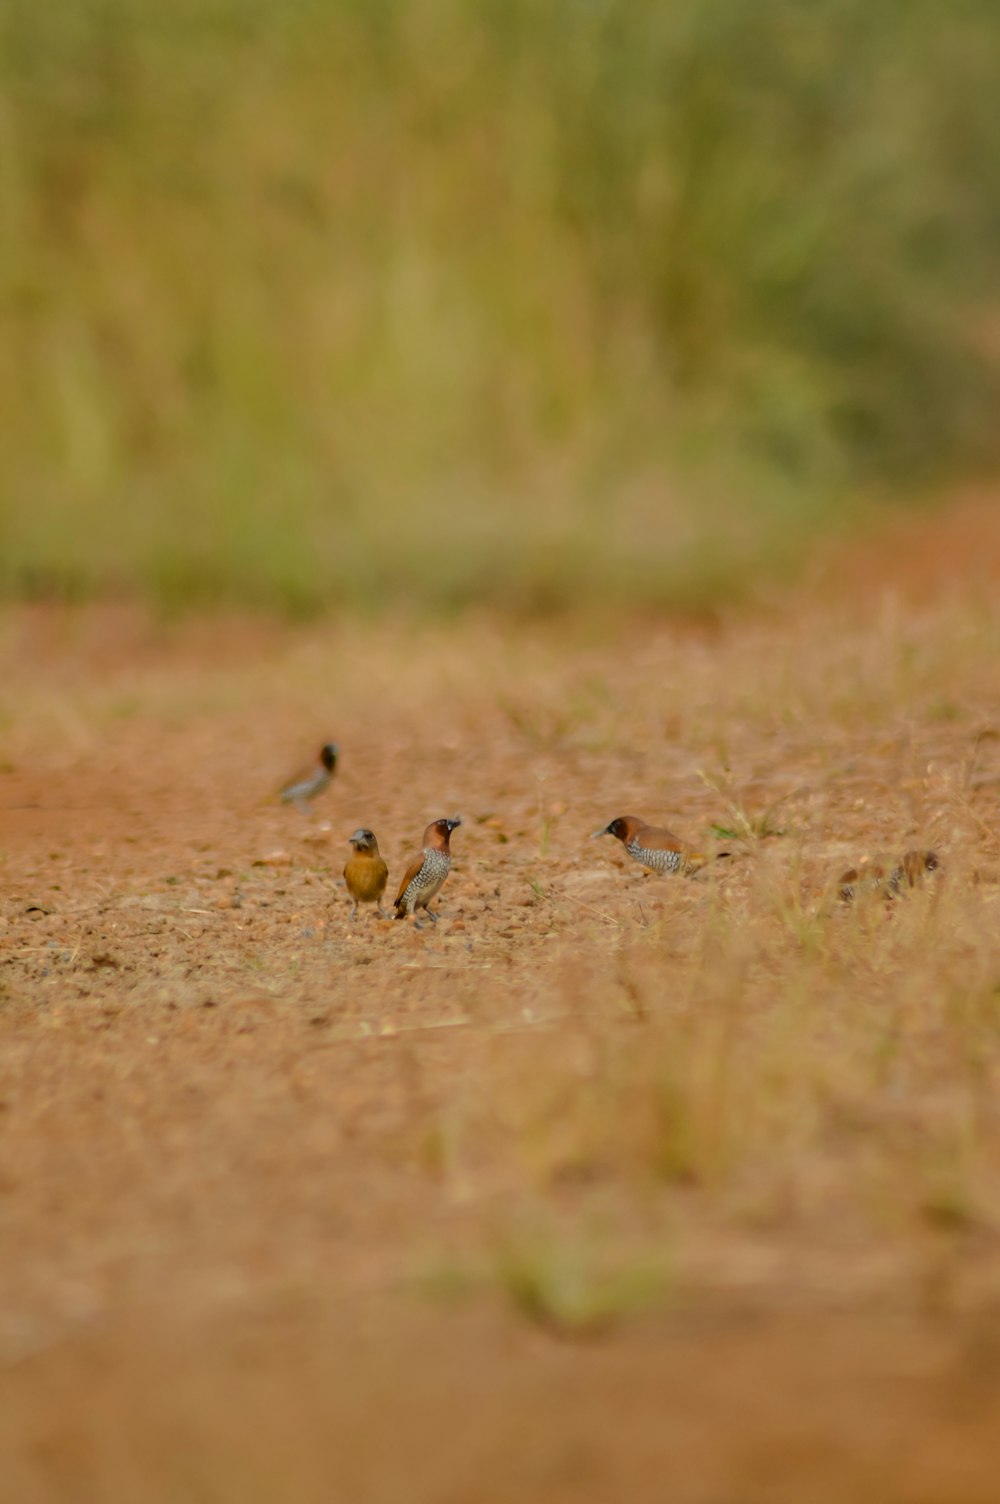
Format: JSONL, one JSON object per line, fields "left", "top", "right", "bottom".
{"left": 902, "top": 848, "right": 940, "bottom": 883}
{"left": 423, "top": 816, "right": 462, "bottom": 849}
{"left": 592, "top": 816, "right": 643, "bottom": 845}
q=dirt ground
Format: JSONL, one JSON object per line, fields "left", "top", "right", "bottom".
{"left": 3, "top": 491, "right": 1000, "bottom": 1502}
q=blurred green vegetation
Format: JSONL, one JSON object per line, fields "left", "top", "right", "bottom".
{"left": 1, "top": 0, "right": 998, "bottom": 612}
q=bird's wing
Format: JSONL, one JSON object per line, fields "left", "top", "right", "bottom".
{"left": 641, "top": 825, "right": 686, "bottom": 851}
{"left": 394, "top": 854, "right": 425, "bottom": 908}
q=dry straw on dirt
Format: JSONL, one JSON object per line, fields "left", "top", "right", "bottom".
{"left": 2, "top": 504, "right": 1000, "bottom": 1499}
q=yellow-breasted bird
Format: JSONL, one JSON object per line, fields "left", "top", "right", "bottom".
{"left": 344, "top": 828, "right": 389, "bottom": 919}
{"left": 394, "top": 817, "right": 462, "bottom": 924}
{"left": 279, "top": 742, "right": 338, "bottom": 815}
{"left": 592, "top": 815, "right": 714, "bottom": 876}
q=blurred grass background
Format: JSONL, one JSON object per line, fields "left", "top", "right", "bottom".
{"left": 1, "top": 0, "right": 998, "bottom": 613}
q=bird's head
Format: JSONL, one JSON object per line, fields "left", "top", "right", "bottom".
{"left": 904, "top": 848, "right": 940, "bottom": 880}
{"left": 591, "top": 815, "right": 641, "bottom": 845}
{"left": 425, "top": 815, "right": 462, "bottom": 849}
{"left": 320, "top": 744, "right": 339, "bottom": 772}
{"left": 348, "top": 828, "right": 377, "bottom": 852}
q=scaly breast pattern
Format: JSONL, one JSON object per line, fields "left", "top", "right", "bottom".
{"left": 627, "top": 839, "right": 682, "bottom": 874}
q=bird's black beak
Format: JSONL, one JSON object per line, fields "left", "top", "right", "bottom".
{"left": 446, "top": 816, "right": 463, "bottom": 832}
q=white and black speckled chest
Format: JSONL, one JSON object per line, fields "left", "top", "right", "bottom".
{"left": 841, "top": 864, "right": 904, "bottom": 902}
{"left": 402, "top": 848, "right": 452, "bottom": 906}
{"left": 626, "top": 838, "right": 683, "bottom": 874}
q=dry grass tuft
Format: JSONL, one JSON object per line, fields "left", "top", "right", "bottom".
{"left": 2, "top": 2, "right": 1000, "bottom": 610}
{"left": 3, "top": 578, "right": 1000, "bottom": 1494}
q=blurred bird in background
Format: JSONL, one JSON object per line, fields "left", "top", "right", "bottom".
{"left": 279, "top": 743, "right": 339, "bottom": 816}
{"left": 839, "top": 849, "right": 940, "bottom": 902}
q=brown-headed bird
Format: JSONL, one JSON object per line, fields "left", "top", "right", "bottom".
{"left": 898, "top": 848, "right": 941, "bottom": 888}
{"left": 344, "top": 828, "right": 389, "bottom": 919}
{"left": 279, "top": 742, "right": 338, "bottom": 815}
{"left": 839, "top": 848, "right": 940, "bottom": 903}
{"left": 394, "top": 816, "right": 462, "bottom": 924}
{"left": 592, "top": 815, "right": 710, "bottom": 876}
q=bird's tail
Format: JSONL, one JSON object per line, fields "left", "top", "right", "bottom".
{"left": 685, "top": 848, "right": 733, "bottom": 875}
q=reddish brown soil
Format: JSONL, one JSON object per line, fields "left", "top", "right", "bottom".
{"left": 3, "top": 497, "right": 1000, "bottom": 1502}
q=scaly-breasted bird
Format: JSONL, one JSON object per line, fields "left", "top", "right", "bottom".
{"left": 394, "top": 817, "right": 462, "bottom": 923}
{"left": 344, "top": 828, "right": 389, "bottom": 919}
{"left": 279, "top": 743, "right": 338, "bottom": 815}
{"left": 592, "top": 815, "right": 711, "bottom": 876}
{"left": 838, "top": 848, "right": 940, "bottom": 902}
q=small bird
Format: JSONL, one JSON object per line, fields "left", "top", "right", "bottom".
{"left": 592, "top": 815, "right": 715, "bottom": 876}
{"left": 838, "top": 848, "right": 940, "bottom": 902}
{"left": 279, "top": 743, "right": 338, "bottom": 815}
{"left": 344, "top": 828, "right": 389, "bottom": 919}
{"left": 394, "top": 816, "right": 462, "bottom": 924}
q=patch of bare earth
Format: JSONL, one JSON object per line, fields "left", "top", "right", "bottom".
{"left": 3, "top": 498, "right": 1000, "bottom": 1501}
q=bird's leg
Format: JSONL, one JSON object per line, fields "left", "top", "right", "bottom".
{"left": 350, "top": 902, "right": 358, "bottom": 922}
{"left": 424, "top": 907, "right": 439, "bottom": 923}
